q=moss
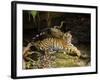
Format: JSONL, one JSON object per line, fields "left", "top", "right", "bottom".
{"left": 51, "top": 52, "right": 80, "bottom": 67}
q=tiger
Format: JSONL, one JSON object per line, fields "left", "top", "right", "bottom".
{"left": 31, "top": 32, "right": 81, "bottom": 57}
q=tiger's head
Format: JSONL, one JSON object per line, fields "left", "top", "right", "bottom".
{"left": 63, "top": 31, "right": 72, "bottom": 45}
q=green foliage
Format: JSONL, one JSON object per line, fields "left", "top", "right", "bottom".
{"left": 30, "top": 11, "right": 37, "bottom": 18}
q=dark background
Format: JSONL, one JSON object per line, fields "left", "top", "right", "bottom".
{"left": 23, "top": 10, "right": 91, "bottom": 45}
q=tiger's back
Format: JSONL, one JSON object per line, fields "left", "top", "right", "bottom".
{"left": 34, "top": 38, "right": 66, "bottom": 51}
{"left": 33, "top": 37, "right": 81, "bottom": 57}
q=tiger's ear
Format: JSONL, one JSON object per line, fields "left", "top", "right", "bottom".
{"left": 63, "top": 32, "right": 67, "bottom": 39}
{"left": 64, "top": 31, "right": 71, "bottom": 36}
{"left": 66, "top": 31, "right": 71, "bottom": 34}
